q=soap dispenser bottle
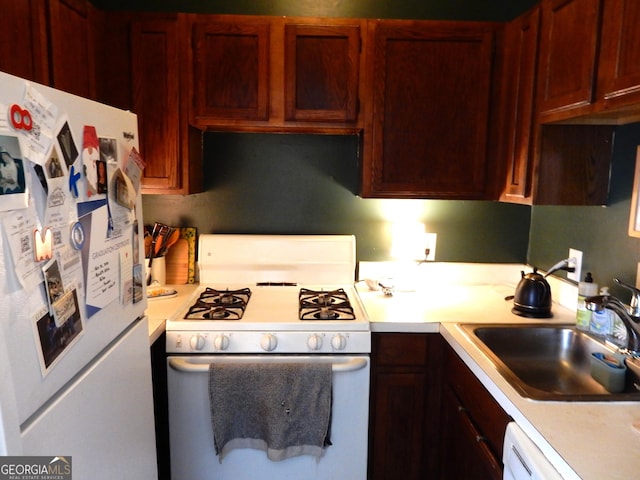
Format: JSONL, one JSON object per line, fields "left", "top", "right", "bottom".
{"left": 576, "top": 272, "right": 598, "bottom": 331}
{"left": 590, "top": 286, "right": 612, "bottom": 336}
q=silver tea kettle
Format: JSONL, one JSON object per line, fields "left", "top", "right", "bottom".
{"left": 511, "top": 258, "right": 575, "bottom": 318}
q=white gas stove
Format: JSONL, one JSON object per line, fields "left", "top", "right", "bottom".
{"left": 165, "top": 235, "right": 370, "bottom": 354}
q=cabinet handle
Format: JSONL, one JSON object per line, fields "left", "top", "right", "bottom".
{"left": 475, "top": 433, "right": 502, "bottom": 478}
{"left": 457, "top": 405, "right": 469, "bottom": 413}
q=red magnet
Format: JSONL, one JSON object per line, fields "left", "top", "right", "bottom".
{"left": 9, "top": 104, "right": 33, "bottom": 131}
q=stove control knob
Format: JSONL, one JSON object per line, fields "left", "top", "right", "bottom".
{"left": 260, "top": 333, "right": 278, "bottom": 351}
{"left": 214, "top": 334, "right": 230, "bottom": 351}
{"left": 331, "top": 334, "right": 347, "bottom": 351}
{"left": 190, "top": 334, "right": 205, "bottom": 351}
{"left": 307, "top": 334, "right": 323, "bottom": 351}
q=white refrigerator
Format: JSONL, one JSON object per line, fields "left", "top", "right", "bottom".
{"left": 0, "top": 71, "right": 157, "bottom": 479}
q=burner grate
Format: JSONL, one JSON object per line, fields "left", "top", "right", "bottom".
{"left": 185, "top": 287, "right": 251, "bottom": 320}
{"left": 299, "top": 288, "right": 355, "bottom": 321}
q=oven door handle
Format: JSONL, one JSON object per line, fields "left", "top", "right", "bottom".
{"left": 168, "top": 357, "right": 368, "bottom": 373}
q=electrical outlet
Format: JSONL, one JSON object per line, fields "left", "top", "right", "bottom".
{"left": 568, "top": 248, "right": 582, "bottom": 282}
{"left": 424, "top": 233, "right": 437, "bottom": 261}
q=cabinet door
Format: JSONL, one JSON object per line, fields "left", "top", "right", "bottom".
{"left": 131, "top": 15, "right": 189, "bottom": 193}
{"left": 440, "top": 345, "right": 510, "bottom": 480}
{"left": 284, "top": 22, "right": 362, "bottom": 124}
{"left": 0, "top": 0, "right": 48, "bottom": 84}
{"left": 363, "top": 20, "right": 496, "bottom": 199}
{"left": 370, "top": 372, "right": 427, "bottom": 480}
{"left": 47, "top": 0, "right": 97, "bottom": 98}
{"left": 597, "top": 0, "right": 640, "bottom": 109}
{"left": 440, "top": 387, "right": 502, "bottom": 480}
{"left": 533, "top": 124, "right": 614, "bottom": 205}
{"left": 537, "top": 0, "right": 601, "bottom": 120}
{"left": 499, "top": 7, "right": 540, "bottom": 203}
{"left": 192, "top": 17, "right": 270, "bottom": 124}
{"left": 368, "top": 333, "right": 444, "bottom": 480}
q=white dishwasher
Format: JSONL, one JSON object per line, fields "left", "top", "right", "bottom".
{"left": 503, "top": 422, "right": 563, "bottom": 480}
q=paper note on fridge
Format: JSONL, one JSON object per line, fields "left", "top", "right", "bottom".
{"left": 78, "top": 201, "right": 119, "bottom": 317}
{"left": 1, "top": 207, "right": 43, "bottom": 291}
{"left": 18, "top": 84, "right": 58, "bottom": 165}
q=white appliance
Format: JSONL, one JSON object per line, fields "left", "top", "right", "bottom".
{"left": 166, "top": 234, "right": 370, "bottom": 480}
{"left": 0, "top": 71, "right": 157, "bottom": 479}
{"left": 503, "top": 422, "right": 563, "bottom": 480}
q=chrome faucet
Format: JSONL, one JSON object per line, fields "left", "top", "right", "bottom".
{"left": 585, "top": 278, "right": 640, "bottom": 355}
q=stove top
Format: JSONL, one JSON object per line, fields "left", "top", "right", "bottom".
{"left": 165, "top": 235, "right": 369, "bottom": 354}
{"left": 168, "top": 284, "right": 368, "bottom": 331}
{"left": 165, "top": 284, "right": 370, "bottom": 354}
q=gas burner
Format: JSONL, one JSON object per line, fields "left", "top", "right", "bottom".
{"left": 299, "top": 288, "right": 355, "bottom": 321}
{"left": 184, "top": 287, "right": 251, "bottom": 320}
{"left": 205, "top": 306, "right": 233, "bottom": 320}
{"left": 200, "top": 287, "right": 251, "bottom": 308}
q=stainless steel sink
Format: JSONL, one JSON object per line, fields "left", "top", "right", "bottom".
{"left": 460, "top": 323, "right": 640, "bottom": 401}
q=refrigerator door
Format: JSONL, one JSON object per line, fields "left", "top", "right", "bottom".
{"left": 0, "top": 71, "right": 147, "bottom": 425}
{"left": 0, "top": 71, "right": 155, "bottom": 474}
{"left": 20, "top": 318, "right": 158, "bottom": 480}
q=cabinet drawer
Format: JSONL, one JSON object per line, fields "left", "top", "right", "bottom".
{"left": 372, "top": 333, "right": 429, "bottom": 367}
{"left": 445, "top": 347, "right": 511, "bottom": 457}
{"left": 444, "top": 386, "right": 503, "bottom": 480}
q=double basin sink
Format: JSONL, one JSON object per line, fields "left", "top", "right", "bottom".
{"left": 461, "top": 323, "right": 640, "bottom": 401}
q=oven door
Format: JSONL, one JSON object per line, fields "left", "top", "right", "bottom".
{"left": 167, "top": 355, "right": 370, "bottom": 480}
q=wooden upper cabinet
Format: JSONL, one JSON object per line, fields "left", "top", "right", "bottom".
{"left": 537, "top": 0, "right": 601, "bottom": 121}
{"left": 192, "top": 17, "right": 271, "bottom": 124}
{"left": 0, "top": 0, "right": 48, "bottom": 84}
{"left": 190, "top": 15, "right": 365, "bottom": 131}
{"left": 499, "top": 7, "right": 540, "bottom": 203}
{"left": 131, "top": 14, "right": 202, "bottom": 194}
{"left": 47, "top": 0, "right": 97, "bottom": 99}
{"left": 532, "top": 124, "right": 614, "bottom": 205}
{"left": 362, "top": 20, "right": 497, "bottom": 199}
{"left": 284, "top": 22, "right": 362, "bottom": 123}
{"left": 597, "top": 0, "right": 640, "bottom": 115}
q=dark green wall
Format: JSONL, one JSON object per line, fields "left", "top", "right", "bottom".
{"left": 142, "top": 133, "right": 530, "bottom": 262}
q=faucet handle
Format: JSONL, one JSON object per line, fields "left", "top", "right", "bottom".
{"left": 614, "top": 278, "right": 640, "bottom": 317}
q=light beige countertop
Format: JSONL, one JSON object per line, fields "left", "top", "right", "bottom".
{"left": 357, "top": 262, "right": 640, "bottom": 480}
{"left": 145, "top": 284, "right": 198, "bottom": 344}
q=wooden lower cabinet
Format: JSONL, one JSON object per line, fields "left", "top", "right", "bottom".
{"left": 440, "top": 386, "right": 503, "bottom": 480}
{"left": 368, "top": 333, "right": 444, "bottom": 479}
{"left": 439, "top": 344, "right": 512, "bottom": 480}
{"left": 368, "top": 334, "right": 511, "bottom": 479}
